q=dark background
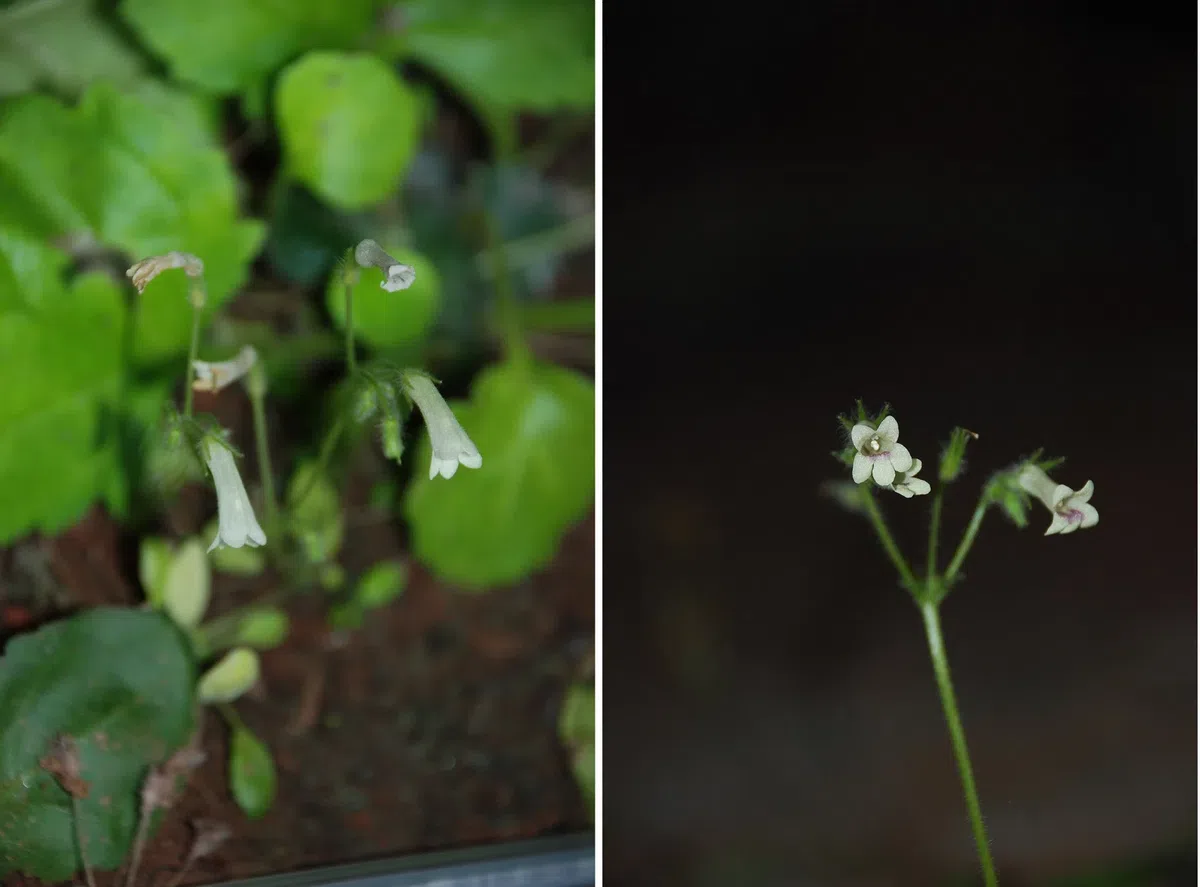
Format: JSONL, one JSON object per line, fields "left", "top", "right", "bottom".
{"left": 604, "top": 4, "right": 1196, "bottom": 885}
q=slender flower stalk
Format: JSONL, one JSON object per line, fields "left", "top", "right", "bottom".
{"left": 920, "top": 601, "right": 999, "bottom": 887}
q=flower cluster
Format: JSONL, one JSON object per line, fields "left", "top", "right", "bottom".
{"left": 1017, "top": 465, "right": 1099, "bottom": 536}
{"left": 850, "top": 416, "right": 928, "bottom": 497}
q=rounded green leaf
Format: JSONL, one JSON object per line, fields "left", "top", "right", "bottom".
{"left": 229, "top": 725, "right": 276, "bottom": 819}
{"left": 138, "top": 537, "right": 173, "bottom": 607}
{"left": 404, "top": 359, "right": 594, "bottom": 588}
{"left": 326, "top": 247, "right": 441, "bottom": 349}
{"left": 162, "top": 537, "right": 211, "bottom": 629}
{"left": 276, "top": 52, "right": 420, "bottom": 209}
{"left": 0, "top": 608, "right": 195, "bottom": 881}
{"left": 197, "top": 648, "right": 260, "bottom": 704}
{"left": 392, "top": 0, "right": 594, "bottom": 112}
{"left": 354, "top": 561, "right": 408, "bottom": 609}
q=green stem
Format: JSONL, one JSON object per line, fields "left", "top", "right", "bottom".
{"left": 943, "top": 490, "right": 990, "bottom": 589}
{"left": 482, "top": 211, "right": 532, "bottom": 368}
{"left": 926, "top": 488, "right": 944, "bottom": 595}
{"left": 182, "top": 301, "right": 202, "bottom": 419}
{"left": 291, "top": 415, "right": 346, "bottom": 510}
{"left": 861, "top": 488, "right": 917, "bottom": 592}
{"left": 248, "top": 383, "right": 279, "bottom": 535}
{"left": 920, "top": 601, "right": 998, "bottom": 887}
{"left": 344, "top": 274, "right": 357, "bottom": 374}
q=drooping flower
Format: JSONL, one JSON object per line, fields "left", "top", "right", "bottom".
{"left": 890, "top": 458, "right": 931, "bottom": 498}
{"left": 204, "top": 438, "right": 267, "bottom": 552}
{"left": 850, "top": 416, "right": 913, "bottom": 486}
{"left": 193, "top": 345, "right": 258, "bottom": 393}
{"left": 126, "top": 251, "right": 204, "bottom": 293}
{"left": 401, "top": 372, "right": 482, "bottom": 480}
{"left": 353, "top": 239, "right": 416, "bottom": 292}
{"left": 1017, "top": 464, "right": 1098, "bottom": 535}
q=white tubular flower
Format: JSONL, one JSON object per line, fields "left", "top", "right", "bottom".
{"left": 126, "top": 251, "right": 204, "bottom": 293}
{"left": 402, "top": 373, "right": 482, "bottom": 480}
{"left": 204, "top": 438, "right": 267, "bottom": 552}
{"left": 850, "top": 416, "right": 914, "bottom": 486}
{"left": 1017, "top": 464, "right": 1099, "bottom": 536}
{"left": 193, "top": 345, "right": 258, "bottom": 393}
{"left": 354, "top": 239, "right": 416, "bottom": 292}
{"left": 890, "top": 458, "right": 931, "bottom": 498}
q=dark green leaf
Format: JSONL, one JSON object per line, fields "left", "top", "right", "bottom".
{"left": 0, "top": 608, "right": 195, "bottom": 881}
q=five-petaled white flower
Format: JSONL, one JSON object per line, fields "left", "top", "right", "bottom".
{"left": 354, "top": 239, "right": 416, "bottom": 292}
{"left": 890, "top": 458, "right": 931, "bottom": 498}
{"left": 193, "top": 345, "right": 258, "bottom": 393}
{"left": 402, "top": 373, "right": 482, "bottom": 480}
{"left": 1017, "top": 464, "right": 1099, "bottom": 536}
{"left": 204, "top": 438, "right": 267, "bottom": 552}
{"left": 850, "top": 416, "right": 913, "bottom": 486}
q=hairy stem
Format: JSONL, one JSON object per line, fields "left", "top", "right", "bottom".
{"left": 861, "top": 487, "right": 917, "bottom": 593}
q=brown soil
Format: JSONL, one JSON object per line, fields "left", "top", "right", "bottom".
{"left": 4, "top": 498, "right": 593, "bottom": 887}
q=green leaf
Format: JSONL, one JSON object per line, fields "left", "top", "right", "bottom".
{"left": 354, "top": 560, "right": 408, "bottom": 608}
{"left": 286, "top": 460, "right": 344, "bottom": 564}
{"left": 0, "top": 81, "right": 265, "bottom": 365}
{"left": 0, "top": 261, "right": 128, "bottom": 543}
{"left": 138, "top": 537, "right": 173, "bottom": 607}
{"left": 162, "top": 537, "right": 211, "bottom": 629}
{"left": 558, "top": 681, "right": 594, "bottom": 816}
{"left": 276, "top": 52, "right": 421, "bottom": 210}
{"left": 404, "top": 359, "right": 593, "bottom": 588}
{"left": 390, "top": 0, "right": 594, "bottom": 114}
{"left": 0, "top": 608, "right": 195, "bottom": 881}
{"left": 197, "top": 647, "right": 259, "bottom": 704}
{"left": 229, "top": 725, "right": 276, "bottom": 819}
{"left": 118, "top": 0, "right": 376, "bottom": 94}
{"left": 193, "top": 606, "right": 288, "bottom": 659}
{"left": 326, "top": 246, "right": 442, "bottom": 349}
{"left": 0, "top": 0, "right": 145, "bottom": 98}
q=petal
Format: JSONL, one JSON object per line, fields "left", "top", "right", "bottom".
{"left": 893, "top": 485, "right": 914, "bottom": 498}
{"left": 1074, "top": 480, "right": 1094, "bottom": 504}
{"left": 1045, "top": 514, "right": 1068, "bottom": 535}
{"left": 908, "top": 458, "right": 923, "bottom": 477}
{"left": 876, "top": 416, "right": 899, "bottom": 446}
{"left": 907, "top": 477, "right": 932, "bottom": 495}
{"left": 1079, "top": 503, "right": 1099, "bottom": 528}
{"left": 459, "top": 448, "right": 483, "bottom": 470}
{"left": 1051, "top": 484, "right": 1073, "bottom": 507}
{"left": 428, "top": 455, "right": 441, "bottom": 480}
{"left": 852, "top": 453, "right": 872, "bottom": 483}
{"left": 1059, "top": 520, "right": 1080, "bottom": 535}
{"left": 888, "top": 443, "right": 913, "bottom": 473}
{"left": 207, "top": 532, "right": 221, "bottom": 553}
{"left": 850, "top": 423, "right": 874, "bottom": 450}
{"left": 872, "top": 460, "right": 896, "bottom": 486}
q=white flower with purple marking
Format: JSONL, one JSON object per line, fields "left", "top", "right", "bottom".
{"left": 890, "top": 458, "right": 931, "bottom": 498}
{"left": 1017, "top": 465, "right": 1098, "bottom": 536}
{"left": 850, "top": 416, "right": 913, "bottom": 486}
{"left": 402, "top": 372, "right": 482, "bottom": 480}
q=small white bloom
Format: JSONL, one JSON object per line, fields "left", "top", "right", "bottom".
{"left": 1017, "top": 464, "right": 1098, "bottom": 536}
{"left": 402, "top": 373, "right": 482, "bottom": 480}
{"left": 890, "top": 458, "right": 931, "bottom": 498}
{"left": 354, "top": 239, "right": 416, "bottom": 292}
{"left": 850, "top": 416, "right": 914, "bottom": 486}
{"left": 193, "top": 345, "right": 258, "bottom": 393}
{"left": 204, "top": 438, "right": 267, "bottom": 552}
